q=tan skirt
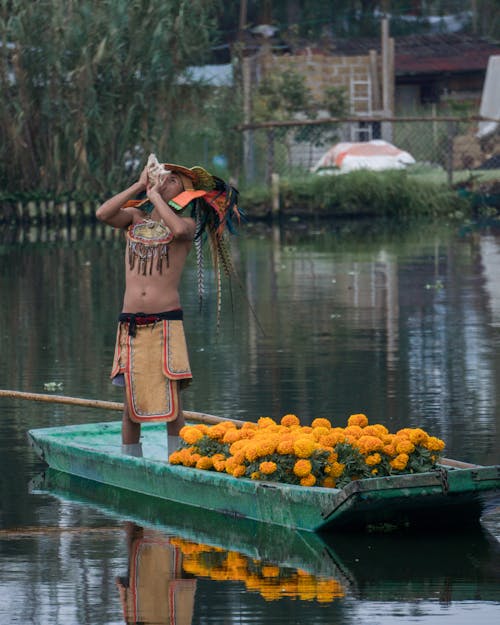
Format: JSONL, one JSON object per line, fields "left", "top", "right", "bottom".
{"left": 111, "top": 319, "right": 192, "bottom": 422}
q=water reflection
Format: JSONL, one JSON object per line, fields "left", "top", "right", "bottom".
{"left": 169, "top": 534, "right": 345, "bottom": 604}
{"left": 32, "top": 468, "right": 500, "bottom": 615}
{"left": 117, "top": 523, "right": 196, "bottom": 625}
{"left": 2, "top": 218, "right": 500, "bottom": 623}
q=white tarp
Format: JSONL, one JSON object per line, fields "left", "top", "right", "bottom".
{"left": 477, "top": 55, "right": 500, "bottom": 139}
{"left": 312, "top": 140, "right": 415, "bottom": 173}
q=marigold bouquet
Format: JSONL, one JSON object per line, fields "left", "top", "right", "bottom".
{"left": 169, "top": 413, "right": 445, "bottom": 489}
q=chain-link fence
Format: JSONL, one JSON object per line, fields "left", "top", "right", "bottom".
{"left": 238, "top": 116, "right": 500, "bottom": 188}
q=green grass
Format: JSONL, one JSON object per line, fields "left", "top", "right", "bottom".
{"left": 406, "top": 164, "right": 500, "bottom": 186}
{"left": 241, "top": 169, "right": 475, "bottom": 219}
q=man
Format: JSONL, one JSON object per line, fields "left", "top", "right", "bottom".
{"left": 96, "top": 157, "right": 239, "bottom": 457}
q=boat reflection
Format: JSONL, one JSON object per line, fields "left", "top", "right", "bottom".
{"left": 31, "top": 468, "right": 500, "bottom": 613}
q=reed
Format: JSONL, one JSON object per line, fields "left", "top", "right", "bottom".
{"left": 0, "top": 0, "right": 219, "bottom": 196}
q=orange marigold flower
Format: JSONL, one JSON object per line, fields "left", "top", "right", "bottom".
{"left": 281, "top": 414, "right": 300, "bottom": 427}
{"left": 312, "top": 418, "right": 332, "bottom": 429}
{"left": 277, "top": 437, "right": 294, "bottom": 455}
{"left": 390, "top": 453, "right": 409, "bottom": 471}
{"left": 224, "top": 456, "right": 239, "bottom": 473}
{"left": 327, "top": 430, "right": 347, "bottom": 446}
{"left": 229, "top": 440, "right": 246, "bottom": 455}
{"left": 396, "top": 439, "right": 415, "bottom": 454}
{"left": 213, "top": 459, "right": 226, "bottom": 472}
{"left": 256, "top": 435, "right": 279, "bottom": 456}
{"left": 250, "top": 472, "right": 261, "bottom": 480}
{"left": 312, "top": 426, "right": 330, "bottom": 441}
{"left": 347, "top": 413, "right": 369, "bottom": 428}
{"left": 223, "top": 429, "right": 241, "bottom": 444}
{"left": 232, "top": 465, "right": 246, "bottom": 478}
{"left": 384, "top": 442, "right": 397, "bottom": 456}
{"left": 293, "top": 459, "right": 312, "bottom": 477}
{"left": 300, "top": 426, "right": 313, "bottom": 434}
{"left": 239, "top": 428, "right": 257, "bottom": 439}
{"left": 300, "top": 474, "right": 316, "bottom": 487}
{"left": 293, "top": 437, "right": 316, "bottom": 458}
{"left": 244, "top": 443, "right": 259, "bottom": 462}
{"left": 344, "top": 425, "right": 363, "bottom": 439}
{"left": 425, "top": 436, "right": 445, "bottom": 452}
{"left": 184, "top": 452, "right": 201, "bottom": 467}
{"left": 259, "top": 461, "right": 277, "bottom": 475}
{"left": 396, "top": 428, "right": 413, "bottom": 439}
{"left": 232, "top": 451, "right": 246, "bottom": 465}
{"left": 365, "top": 452, "right": 382, "bottom": 466}
{"left": 207, "top": 424, "right": 227, "bottom": 440}
{"left": 363, "top": 425, "right": 387, "bottom": 437}
{"left": 168, "top": 451, "right": 183, "bottom": 465}
{"left": 258, "top": 416, "right": 277, "bottom": 428}
{"left": 196, "top": 456, "right": 213, "bottom": 470}
{"left": 328, "top": 461, "right": 345, "bottom": 478}
{"left": 409, "top": 428, "right": 429, "bottom": 445}
{"left": 176, "top": 448, "right": 192, "bottom": 465}
{"left": 317, "top": 433, "right": 334, "bottom": 447}
{"left": 193, "top": 424, "right": 209, "bottom": 433}
{"left": 357, "top": 435, "right": 384, "bottom": 454}
{"left": 180, "top": 426, "right": 203, "bottom": 445}
{"left": 322, "top": 477, "right": 337, "bottom": 488}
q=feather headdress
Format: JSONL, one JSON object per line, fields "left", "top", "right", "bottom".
{"left": 146, "top": 154, "right": 243, "bottom": 326}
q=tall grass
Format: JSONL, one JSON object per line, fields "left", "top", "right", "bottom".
{"left": 0, "top": 0, "right": 219, "bottom": 196}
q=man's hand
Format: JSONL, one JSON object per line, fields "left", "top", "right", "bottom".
{"left": 146, "top": 178, "right": 166, "bottom": 201}
{"left": 137, "top": 165, "right": 149, "bottom": 192}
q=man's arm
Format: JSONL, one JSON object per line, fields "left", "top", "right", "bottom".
{"left": 96, "top": 168, "right": 148, "bottom": 228}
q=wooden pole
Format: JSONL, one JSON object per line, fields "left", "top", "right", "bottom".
{"left": 381, "top": 18, "right": 393, "bottom": 142}
{"left": 0, "top": 389, "right": 245, "bottom": 426}
{"left": 369, "top": 49, "right": 381, "bottom": 112}
{"left": 271, "top": 172, "right": 280, "bottom": 217}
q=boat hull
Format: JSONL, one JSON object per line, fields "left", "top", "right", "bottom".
{"left": 28, "top": 421, "right": 500, "bottom": 533}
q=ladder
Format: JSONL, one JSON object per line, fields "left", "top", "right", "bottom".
{"left": 349, "top": 72, "right": 373, "bottom": 142}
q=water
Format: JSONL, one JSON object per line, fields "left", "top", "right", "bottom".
{"left": 0, "top": 217, "right": 499, "bottom": 624}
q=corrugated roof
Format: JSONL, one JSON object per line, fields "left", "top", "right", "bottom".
{"left": 295, "top": 33, "right": 500, "bottom": 76}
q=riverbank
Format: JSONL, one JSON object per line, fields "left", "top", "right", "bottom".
{"left": 243, "top": 170, "right": 500, "bottom": 220}
{"left": 1, "top": 170, "right": 498, "bottom": 224}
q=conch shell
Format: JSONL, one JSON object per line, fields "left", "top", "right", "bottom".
{"left": 146, "top": 153, "right": 168, "bottom": 186}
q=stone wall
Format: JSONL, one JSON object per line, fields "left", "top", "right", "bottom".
{"left": 268, "top": 52, "right": 375, "bottom": 112}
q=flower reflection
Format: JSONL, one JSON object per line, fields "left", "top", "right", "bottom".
{"left": 170, "top": 536, "right": 346, "bottom": 603}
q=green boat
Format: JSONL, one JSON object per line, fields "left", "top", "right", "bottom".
{"left": 28, "top": 419, "right": 500, "bottom": 533}
{"left": 31, "top": 467, "right": 500, "bottom": 603}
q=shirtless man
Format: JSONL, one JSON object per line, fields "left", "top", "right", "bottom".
{"left": 96, "top": 165, "right": 197, "bottom": 456}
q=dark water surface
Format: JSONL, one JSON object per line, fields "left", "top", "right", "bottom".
{"left": 0, "top": 217, "right": 499, "bottom": 624}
